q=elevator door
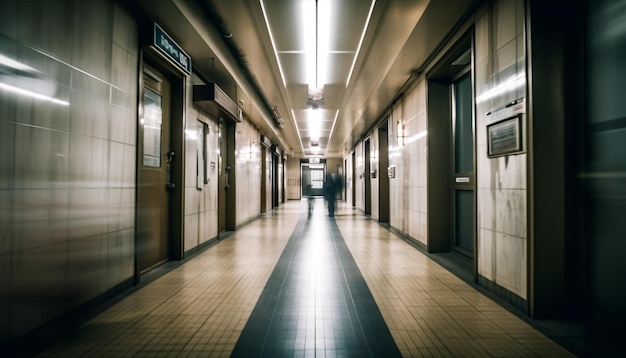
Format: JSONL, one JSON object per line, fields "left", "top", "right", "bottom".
{"left": 137, "top": 65, "right": 171, "bottom": 272}
{"left": 451, "top": 72, "right": 475, "bottom": 256}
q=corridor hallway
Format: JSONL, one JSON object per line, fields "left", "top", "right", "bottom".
{"left": 31, "top": 200, "right": 572, "bottom": 357}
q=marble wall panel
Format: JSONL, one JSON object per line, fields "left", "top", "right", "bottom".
{"left": 0, "top": 253, "right": 9, "bottom": 342}
{"left": 185, "top": 187, "right": 200, "bottom": 216}
{"left": 69, "top": 134, "right": 109, "bottom": 188}
{"left": 14, "top": 89, "right": 71, "bottom": 133}
{"left": 107, "top": 188, "right": 134, "bottom": 233}
{"left": 475, "top": 0, "right": 528, "bottom": 299}
{"left": 72, "top": 18, "right": 111, "bottom": 83}
{"left": 17, "top": 0, "right": 73, "bottom": 64}
{"left": 234, "top": 119, "right": 262, "bottom": 226}
{"left": 0, "top": 121, "right": 14, "bottom": 190}
{"left": 70, "top": 91, "right": 110, "bottom": 139}
{"left": 106, "top": 228, "right": 134, "bottom": 289}
{"left": 495, "top": 188, "right": 527, "bottom": 239}
{"left": 12, "top": 189, "right": 69, "bottom": 251}
{"left": 478, "top": 227, "right": 495, "bottom": 280}
{"left": 0, "top": 191, "right": 10, "bottom": 254}
{"left": 184, "top": 214, "right": 199, "bottom": 251}
{"left": 2, "top": 0, "right": 139, "bottom": 341}
{"left": 67, "top": 234, "right": 108, "bottom": 306}
{"left": 494, "top": 0, "right": 517, "bottom": 50}
{"left": 495, "top": 231, "right": 527, "bottom": 297}
{"left": 108, "top": 141, "right": 135, "bottom": 188}
{"left": 110, "top": 105, "right": 135, "bottom": 145}
{"left": 112, "top": 3, "right": 138, "bottom": 57}
{"left": 0, "top": 0, "right": 17, "bottom": 38}
{"left": 68, "top": 188, "right": 108, "bottom": 240}
{"left": 10, "top": 242, "right": 67, "bottom": 338}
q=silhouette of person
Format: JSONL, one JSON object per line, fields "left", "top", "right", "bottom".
{"left": 323, "top": 173, "right": 336, "bottom": 217}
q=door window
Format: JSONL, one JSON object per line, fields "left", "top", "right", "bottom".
{"left": 143, "top": 88, "right": 163, "bottom": 167}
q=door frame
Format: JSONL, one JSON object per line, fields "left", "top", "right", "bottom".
{"left": 135, "top": 49, "right": 185, "bottom": 282}
{"left": 425, "top": 30, "right": 477, "bottom": 278}
{"left": 378, "top": 121, "right": 390, "bottom": 224}
{"left": 450, "top": 70, "right": 476, "bottom": 258}
{"left": 218, "top": 119, "right": 236, "bottom": 234}
{"left": 364, "top": 138, "right": 372, "bottom": 215}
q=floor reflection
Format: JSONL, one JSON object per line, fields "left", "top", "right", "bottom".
{"left": 231, "top": 199, "right": 401, "bottom": 357}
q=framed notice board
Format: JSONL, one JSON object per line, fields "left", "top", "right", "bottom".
{"left": 487, "top": 115, "right": 523, "bottom": 157}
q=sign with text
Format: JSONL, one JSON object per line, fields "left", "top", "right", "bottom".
{"left": 487, "top": 115, "right": 523, "bottom": 157}
{"left": 153, "top": 23, "right": 191, "bottom": 75}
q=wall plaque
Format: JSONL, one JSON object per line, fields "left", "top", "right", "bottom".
{"left": 487, "top": 115, "right": 523, "bottom": 157}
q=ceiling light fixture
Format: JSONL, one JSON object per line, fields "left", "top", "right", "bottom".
{"left": 308, "top": 109, "right": 321, "bottom": 144}
{"left": 304, "top": 0, "right": 329, "bottom": 105}
{"left": 260, "top": 0, "right": 288, "bottom": 88}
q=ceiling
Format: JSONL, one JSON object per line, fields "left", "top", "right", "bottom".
{"left": 132, "top": 0, "right": 479, "bottom": 158}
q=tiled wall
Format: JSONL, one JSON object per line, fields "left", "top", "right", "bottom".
{"left": 475, "top": 0, "right": 527, "bottom": 299}
{"left": 0, "top": 0, "right": 137, "bottom": 340}
{"left": 184, "top": 79, "right": 219, "bottom": 253}
{"left": 388, "top": 78, "right": 428, "bottom": 245}
{"left": 352, "top": 0, "right": 528, "bottom": 299}
{"left": 235, "top": 119, "right": 262, "bottom": 226}
{"left": 262, "top": 146, "right": 272, "bottom": 212}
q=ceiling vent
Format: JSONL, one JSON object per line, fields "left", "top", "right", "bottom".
{"left": 193, "top": 83, "right": 242, "bottom": 122}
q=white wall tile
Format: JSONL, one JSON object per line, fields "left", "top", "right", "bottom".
{"left": 10, "top": 242, "right": 68, "bottom": 338}
{"left": 495, "top": 188, "right": 527, "bottom": 239}
{"left": 495, "top": 231, "right": 527, "bottom": 298}
{"left": 0, "top": 191, "right": 11, "bottom": 254}
{"left": 107, "top": 188, "right": 134, "bottom": 232}
{"left": 0, "top": 252, "right": 9, "bottom": 341}
{"left": 0, "top": 0, "right": 17, "bottom": 38}
{"left": 108, "top": 141, "right": 135, "bottom": 188}
{"left": 184, "top": 214, "right": 199, "bottom": 252}
{"left": 67, "top": 234, "right": 108, "bottom": 306}
{"left": 0, "top": 121, "right": 14, "bottom": 190}
{"left": 68, "top": 188, "right": 108, "bottom": 240}
{"left": 106, "top": 229, "right": 134, "bottom": 289}
{"left": 494, "top": 0, "right": 517, "bottom": 50}
{"left": 478, "top": 228, "right": 495, "bottom": 280}
{"left": 12, "top": 189, "right": 69, "bottom": 251}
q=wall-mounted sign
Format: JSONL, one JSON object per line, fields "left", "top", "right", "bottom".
{"left": 153, "top": 23, "right": 191, "bottom": 75}
{"left": 309, "top": 157, "right": 320, "bottom": 164}
{"left": 487, "top": 115, "right": 523, "bottom": 157}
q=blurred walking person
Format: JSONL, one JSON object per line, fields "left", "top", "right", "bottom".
{"left": 323, "top": 173, "right": 337, "bottom": 217}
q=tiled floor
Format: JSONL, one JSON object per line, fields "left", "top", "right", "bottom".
{"left": 32, "top": 199, "right": 573, "bottom": 357}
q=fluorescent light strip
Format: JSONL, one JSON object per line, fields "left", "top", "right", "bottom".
{"left": 260, "top": 0, "right": 288, "bottom": 88}
{"left": 317, "top": 0, "right": 330, "bottom": 87}
{"left": 0, "top": 82, "right": 69, "bottom": 106}
{"left": 303, "top": 0, "right": 316, "bottom": 87}
{"left": 308, "top": 109, "right": 321, "bottom": 141}
{"left": 345, "top": 0, "right": 376, "bottom": 87}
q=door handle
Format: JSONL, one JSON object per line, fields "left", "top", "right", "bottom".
{"left": 225, "top": 166, "right": 231, "bottom": 189}
{"left": 166, "top": 150, "right": 176, "bottom": 190}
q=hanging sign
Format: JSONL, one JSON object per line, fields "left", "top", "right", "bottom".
{"left": 153, "top": 23, "right": 192, "bottom": 75}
